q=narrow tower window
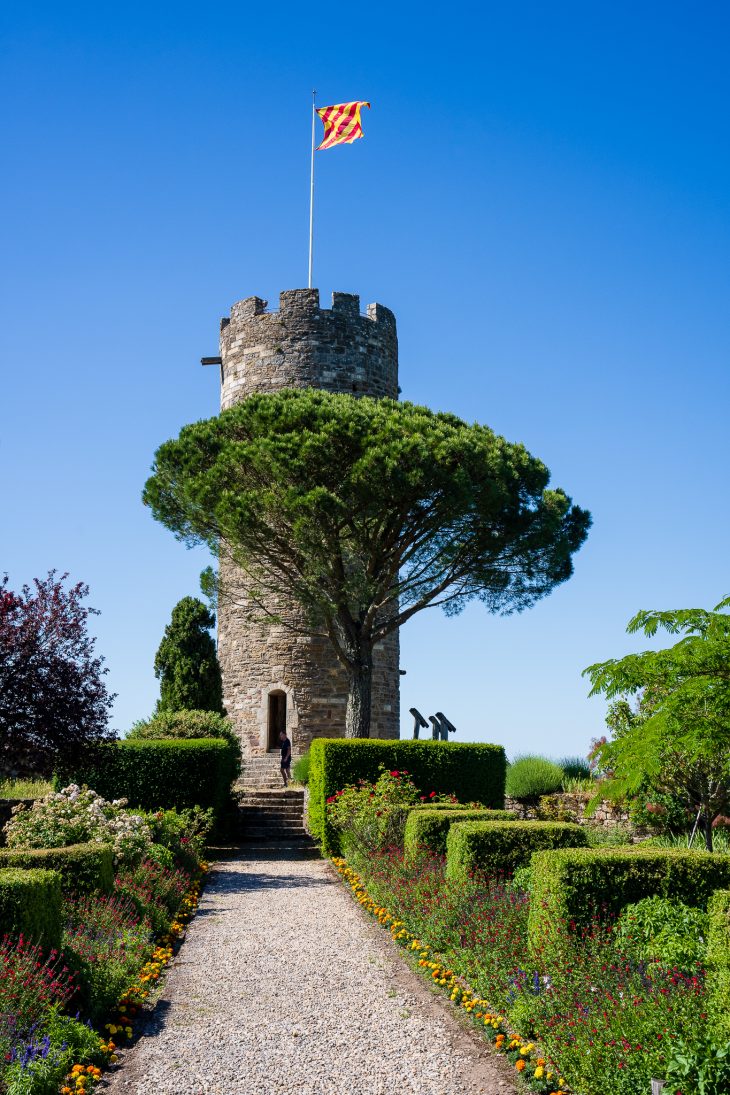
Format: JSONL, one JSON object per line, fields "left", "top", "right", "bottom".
{"left": 267, "top": 690, "right": 287, "bottom": 751}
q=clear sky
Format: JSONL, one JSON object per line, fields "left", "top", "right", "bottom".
{"left": 2, "top": 2, "right": 728, "bottom": 760}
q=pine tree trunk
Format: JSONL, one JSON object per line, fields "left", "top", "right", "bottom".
{"left": 345, "top": 651, "right": 373, "bottom": 739}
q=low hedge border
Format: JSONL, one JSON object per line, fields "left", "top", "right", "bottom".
{"left": 404, "top": 808, "right": 516, "bottom": 860}
{"left": 308, "top": 739, "right": 507, "bottom": 853}
{"left": 63, "top": 738, "right": 238, "bottom": 815}
{"left": 0, "top": 868, "right": 62, "bottom": 948}
{"left": 0, "top": 842, "right": 114, "bottom": 894}
{"left": 445, "top": 820, "right": 587, "bottom": 883}
{"left": 528, "top": 846, "right": 730, "bottom": 959}
{"left": 708, "top": 888, "right": 730, "bottom": 1043}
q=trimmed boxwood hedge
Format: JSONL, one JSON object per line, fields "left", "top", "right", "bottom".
{"left": 445, "top": 820, "right": 587, "bottom": 882}
{"left": 308, "top": 738, "right": 506, "bottom": 853}
{"left": 404, "top": 808, "right": 516, "bottom": 860}
{"left": 528, "top": 846, "right": 730, "bottom": 959}
{"left": 0, "top": 843, "right": 113, "bottom": 895}
{"left": 708, "top": 888, "right": 730, "bottom": 1043}
{"left": 65, "top": 738, "right": 238, "bottom": 814}
{"left": 0, "top": 868, "right": 61, "bottom": 948}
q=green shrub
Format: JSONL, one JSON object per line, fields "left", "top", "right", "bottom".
{"left": 4, "top": 785, "right": 151, "bottom": 865}
{"left": 127, "top": 709, "right": 241, "bottom": 778}
{"left": 62, "top": 892, "right": 154, "bottom": 1022}
{"left": 558, "top": 755, "right": 592, "bottom": 782}
{"left": 64, "top": 739, "right": 237, "bottom": 815}
{"left": 403, "top": 808, "right": 516, "bottom": 860}
{"left": 505, "top": 755, "right": 563, "bottom": 801}
{"left": 708, "top": 888, "right": 730, "bottom": 1044}
{"left": 664, "top": 1032, "right": 730, "bottom": 1095}
{"left": 292, "top": 752, "right": 310, "bottom": 785}
{"left": 0, "top": 868, "right": 61, "bottom": 948}
{"left": 0, "top": 779, "right": 53, "bottom": 799}
{"left": 528, "top": 846, "right": 730, "bottom": 959}
{"left": 0, "top": 843, "right": 113, "bottom": 894}
{"left": 308, "top": 739, "right": 506, "bottom": 853}
{"left": 445, "top": 820, "right": 586, "bottom": 882}
{"left": 143, "top": 805, "right": 214, "bottom": 872}
{"left": 615, "top": 895, "right": 708, "bottom": 968}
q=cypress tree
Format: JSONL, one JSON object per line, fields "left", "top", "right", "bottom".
{"left": 154, "top": 596, "right": 223, "bottom": 713}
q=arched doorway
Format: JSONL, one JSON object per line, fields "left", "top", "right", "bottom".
{"left": 267, "top": 690, "right": 287, "bottom": 752}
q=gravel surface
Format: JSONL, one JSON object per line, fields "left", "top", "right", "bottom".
{"left": 103, "top": 852, "right": 518, "bottom": 1095}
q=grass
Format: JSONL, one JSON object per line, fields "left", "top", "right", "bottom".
{"left": 0, "top": 778, "right": 52, "bottom": 799}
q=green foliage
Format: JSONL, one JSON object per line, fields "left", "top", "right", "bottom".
{"left": 143, "top": 805, "right": 214, "bottom": 872}
{"left": 615, "top": 895, "right": 708, "bottom": 968}
{"left": 403, "top": 808, "right": 516, "bottom": 860}
{"left": 1, "top": 1004, "right": 106, "bottom": 1095}
{"left": 707, "top": 888, "right": 730, "bottom": 1043}
{"left": 445, "top": 820, "right": 587, "bottom": 882}
{"left": 327, "top": 769, "right": 421, "bottom": 856}
{"left": 559, "top": 756, "right": 592, "bottom": 782}
{"left": 308, "top": 739, "right": 507, "bottom": 853}
{"left": 505, "top": 755, "right": 564, "bottom": 801}
{"left": 0, "top": 843, "right": 113, "bottom": 894}
{"left": 528, "top": 846, "right": 730, "bottom": 958}
{"left": 114, "top": 857, "right": 190, "bottom": 935}
{"left": 584, "top": 596, "right": 730, "bottom": 850}
{"left": 143, "top": 389, "right": 590, "bottom": 737}
{"left": 65, "top": 738, "right": 238, "bottom": 815}
{"left": 153, "top": 596, "right": 223, "bottom": 714}
{"left": 4, "top": 785, "right": 151, "bottom": 865}
{"left": 62, "top": 892, "right": 154, "bottom": 1022}
{"left": 127, "top": 709, "right": 241, "bottom": 780}
{"left": 583, "top": 821, "right": 635, "bottom": 847}
{"left": 664, "top": 1032, "right": 730, "bottom": 1095}
{"left": 292, "top": 752, "right": 310, "bottom": 784}
{"left": 0, "top": 779, "right": 53, "bottom": 799}
{"left": 0, "top": 868, "right": 61, "bottom": 948}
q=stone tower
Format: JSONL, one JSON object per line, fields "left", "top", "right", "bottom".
{"left": 215, "top": 288, "right": 401, "bottom": 760}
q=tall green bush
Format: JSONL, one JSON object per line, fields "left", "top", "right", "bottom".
{"left": 153, "top": 596, "right": 224, "bottom": 714}
{"left": 308, "top": 739, "right": 506, "bottom": 853}
{"left": 445, "top": 820, "right": 586, "bottom": 882}
{"left": 505, "top": 755, "right": 564, "bottom": 801}
{"left": 0, "top": 843, "right": 113, "bottom": 894}
{"left": 0, "top": 868, "right": 61, "bottom": 947}
{"left": 528, "top": 846, "right": 730, "bottom": 959}
{"left": 65, "top": 739, "right": 237, "bottom": 815}
{"left": 403, "top": 808, "right": 516, "bottom": 860}
{"left": 126, "top": 709, "right": 241, "bottom": 779}
{"left": 708, "top": 888, "right": 730, "bottom": 1044}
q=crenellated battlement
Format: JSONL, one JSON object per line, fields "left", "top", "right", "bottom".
{"left": 224, "top": 289, "right": 395, "bottom": 328}
{"left": 218, "top": 288, "right": 399, "bottom": 409}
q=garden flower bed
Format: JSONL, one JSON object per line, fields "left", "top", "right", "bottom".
{"left": 327, "top": 768, "right": 730, "bottom": 1095}
{"left": 0, "top": 787, "right": 211, "bottom": 1095}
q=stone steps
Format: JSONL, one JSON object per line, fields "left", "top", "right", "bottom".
{"left": 237, "top": 787, "right": 318, "bottom": 859}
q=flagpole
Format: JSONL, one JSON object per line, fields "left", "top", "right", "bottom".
{"left": 308, "top": 89, "right": 316, "bottom": 289}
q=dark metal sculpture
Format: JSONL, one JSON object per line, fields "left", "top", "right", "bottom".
{"left": 409, "top": 707, "right": 429, "bottom": 739}
{"left": 427, "top": 712, "right": 457, "bottom": 740}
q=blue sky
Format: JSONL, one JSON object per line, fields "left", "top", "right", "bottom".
{"left": 2, "top": 2, "right": 728, "bottom": 759}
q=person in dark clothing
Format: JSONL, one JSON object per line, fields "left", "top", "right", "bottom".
{"left": 279, "top": 729, "right": 292, "bottom": 786}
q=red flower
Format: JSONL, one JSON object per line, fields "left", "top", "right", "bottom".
{"left": 429, "top": 791, "right": 437, "bottom": 798}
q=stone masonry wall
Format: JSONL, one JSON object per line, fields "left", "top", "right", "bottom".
{"left": 216, "top": 289, "right": 401, "bottom": 759}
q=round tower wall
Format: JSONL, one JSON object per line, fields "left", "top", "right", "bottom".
{"left": 216, "top": 289, "right": 401, "bottom": 759}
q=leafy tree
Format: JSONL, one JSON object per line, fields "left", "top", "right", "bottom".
{"left": 154, "top": 596, "right": 223, "bottom": 714}
{"left": 0, "top": 571, "right": 115, "bottom": 777}
{"left": 584, "top": 596, "right": 730, "bottom": 850}
{"left": 143, "top": 390, "right": 590, "bottom": 737}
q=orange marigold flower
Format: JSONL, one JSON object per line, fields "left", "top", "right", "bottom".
{"left": 515, "top": 1060, "right": 526, "bottom": 1072}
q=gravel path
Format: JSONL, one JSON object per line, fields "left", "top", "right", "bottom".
{"left": 104, "top": 852, "right": 518, "bottom": 1095}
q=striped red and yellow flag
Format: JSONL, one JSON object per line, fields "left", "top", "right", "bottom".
{"left": 316, "top": 101, "right": 371, "bottom": 151}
